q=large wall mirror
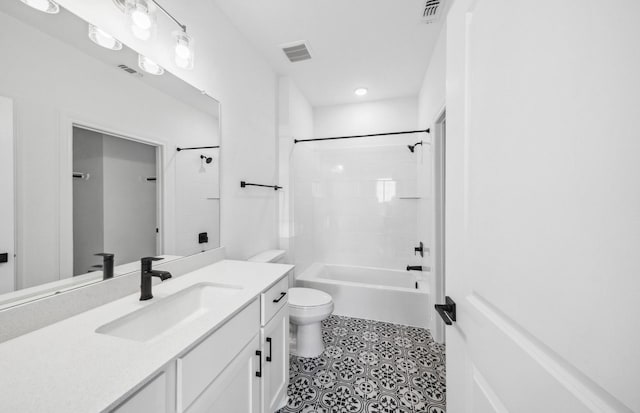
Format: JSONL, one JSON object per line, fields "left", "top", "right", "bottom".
{"left": 0, "top": 2, "right": 221, "bottom": 309}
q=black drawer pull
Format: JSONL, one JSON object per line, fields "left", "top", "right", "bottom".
{"left": 266, "top": 337, "right": 273, "bottom": 362}
{"left": 434, "top": 296, "right": 456, "bottom": 325}
{"left": 255, "top": 350, "right": 262, "bottom": 377}
{"left": 272, "top": 292, "right": 287, "bottom": 303}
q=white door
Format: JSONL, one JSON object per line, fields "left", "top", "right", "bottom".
{"left": 261, "top": 306, "right": 289, "bottom": 413}
{"left": 0, "top": 96, "right": 15, "bottom": 294}
{"left": 443, "top": 1, "right": 640, "bottom": 412}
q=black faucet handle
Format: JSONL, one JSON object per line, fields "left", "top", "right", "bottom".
{"left": 141, "top": 256, "right": 164, "bottom": 262}
{"left": 95, "top": 253, "right": 114, "bottom": 259}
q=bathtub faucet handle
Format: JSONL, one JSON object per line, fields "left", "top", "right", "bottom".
{"left": 406, "top": 265, "right": 423, "bottom": 272}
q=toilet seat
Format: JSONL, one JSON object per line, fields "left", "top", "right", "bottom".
{"left": 289, "top": 287, "right": 332, "bottom": 308}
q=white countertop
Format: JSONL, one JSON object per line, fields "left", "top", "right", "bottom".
{"left": 0, "top": 260, "right": 293, "bottom": 413}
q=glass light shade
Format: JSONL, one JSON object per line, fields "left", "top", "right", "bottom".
{"left": 88, "top": 24, "right": 122, "bottom": 51}
{"left": 173, "top": 31, "right": 194, "bottom": 70}
{"left": 125, "top": 0, "right": 156, "bottom": 40}
{"left": 138, "top": 54, "right": 164, "bottom": 76}
{"left": 20, "top": 0, "right": 60, "bottom": 14}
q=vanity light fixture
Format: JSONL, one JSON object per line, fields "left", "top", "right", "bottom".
{"left": 114, "top": 0, "right": 196, "bottom": 70}
{"left": 354, "top": 87, "right": 368, "bottom": 96}
{"left": 19, "top": 0, "right": 60, "bottom": 14}
{"left": 88, "top": 24, "right": 123, "bottom": 51}
{"left": 138, "top": 54, "right": 164, "bottom": 76}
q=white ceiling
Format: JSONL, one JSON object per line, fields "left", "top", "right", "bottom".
{"left": 213, "top": 0, "right": 446, "bottom": 107}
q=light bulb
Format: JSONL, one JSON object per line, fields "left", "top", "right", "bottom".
{"left": 131, "top": 8, "right": 151, "bottom": 29}
{"left": 131, "top": 25, "right": 151, "bottom": 41}
{"left": 138, "top": 55, "right": 164, "bottom": 76}
{"left": 175, "top": 43, "right": 191, "bottom": 60}
{"left": 88, "top": 24, "right": 122, "bottom": 51}
{"left": 20, "top": 0, "right": 59, "bottom": 13}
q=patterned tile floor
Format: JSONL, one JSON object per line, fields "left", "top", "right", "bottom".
{"left": 278, "top": 315, "right": 446, "bottom": 413}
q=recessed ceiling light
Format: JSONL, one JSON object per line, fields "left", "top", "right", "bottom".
{"left": 20, "top": 0, "right": 59, "bottom": 14}
{"left": 88, "top": 24, "right": 122, "bottom": 51}
{"left": 354, "top": 88, "right": 368, "bottom": 96}
{"left": 138, "top": 54, "right": 164, "bottom": 76}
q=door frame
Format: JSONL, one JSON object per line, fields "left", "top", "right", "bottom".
{"left": 432, "top": 105, "right": 447, "bottom": 343}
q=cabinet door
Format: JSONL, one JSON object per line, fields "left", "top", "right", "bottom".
{"left": 185, "top": 335, "right": 261, "bottom": 413}
{"left": 261, "top": 305, "right": 289, "bottom": 413}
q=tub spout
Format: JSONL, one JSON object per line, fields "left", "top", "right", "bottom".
{"left": 406, "top": 265, "right": 423, "bottom": 272}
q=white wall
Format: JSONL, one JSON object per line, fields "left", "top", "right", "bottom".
{"left": 0, "top": 11, "right": 218, "bottom": 288}
{"left": 314, "top": 97, "right": 418, "bottom": 139}
{"left": 57, "top": 0, "right": 279, "bottom": 260}
{"left": 278, "top": 77, "right": 314, "bottom": 267}
{"left": 417, "top": 26, "right": 447, "bottom": 342}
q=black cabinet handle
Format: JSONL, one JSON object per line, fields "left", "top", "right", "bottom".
{"left": 434, "top": 296, "right": 456, "bottom": 325}
{"left": 255, "top": 350, "right": 262, "bottom": 378}
{"left": 266, "top": 337, "right": 273, "bottom": 362}
{"left": 272, "top": 292, "right": 287, "bottom": 303}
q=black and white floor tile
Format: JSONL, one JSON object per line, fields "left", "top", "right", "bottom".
{"left": 278, "top": 315, "right": 446, "bottom": 413}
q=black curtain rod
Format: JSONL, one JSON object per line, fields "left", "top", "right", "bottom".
{"left": 294, "top": 128, "right": 430, "bottom": 144}
{"left": 176, "top": 145, "right": 220, "bottom": 152}
{"left": 240, "top": 181, "right": 282, "bottom": 191}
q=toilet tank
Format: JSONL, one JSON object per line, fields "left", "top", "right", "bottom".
{"left": 247, "top": 250, "right": 287, "bottom": 264}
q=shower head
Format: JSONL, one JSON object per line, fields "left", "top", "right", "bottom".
{"left": 408, "top": 141, "right": 423, "bottom": 153}
{"left": 200, "top": 155, "right": 213, "bottom": 164}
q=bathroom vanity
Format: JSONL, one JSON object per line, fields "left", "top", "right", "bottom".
{"left": 0, "top": 260, "right": 292, "bottom": 413}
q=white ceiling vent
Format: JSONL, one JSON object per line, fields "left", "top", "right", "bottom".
{"left": 421, "top": 0, "right": 443, "bottom": 24}
{"left": 280, "top": 41, "right": 312, "bottom": 63}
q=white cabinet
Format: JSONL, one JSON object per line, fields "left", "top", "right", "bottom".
{"left": 178, "top": 300, "right": 260, "bottom": 412}
{"left": 260, "top": 305, "right": 289, "bottom": 413}
{"left": 184, "top": 335, "right": 261, "bottom": 413}
{"left": 111, "top": 274, "right": 290, "bottom": 413}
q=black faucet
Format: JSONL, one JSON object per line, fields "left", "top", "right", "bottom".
{"left": 407, "top": 265, "right": 423, "bottom": 272}
{"left": 140, "top": 257, "right": 172, "bottom": 301}
{"left": 95, "top": 253, "right": 114, "bottom": 280}
{"left": 414, "top": 242, "right": 424, "bottom": 257}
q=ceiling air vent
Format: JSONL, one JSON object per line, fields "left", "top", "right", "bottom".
{"left": 280, "top": 41, "right": 312, "bottom": 63}
{"left": 421, "top": 0, "right": 442, "bottom": 24}
{"left": 117, "top": 64, "right": 141, "bottom": 76}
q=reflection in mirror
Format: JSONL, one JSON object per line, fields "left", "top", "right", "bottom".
{"left": 72, "top": 127, "right": 158, "bottom": 276}
{"left": 0, "top": 2, "right": 221, "bottom": 309}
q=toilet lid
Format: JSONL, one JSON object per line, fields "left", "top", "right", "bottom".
{"left": 288, "top": 288, "right": 332, "bottom": 308}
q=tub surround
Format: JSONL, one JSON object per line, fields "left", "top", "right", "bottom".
{"left": 298, "top": 263, "right": 429, "bottom": 328}
{"left": 0, "top": 259, "right": 293, "bottom": 412}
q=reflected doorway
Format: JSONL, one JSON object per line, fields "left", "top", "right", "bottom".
{"left": 72, "top": 126, "right": 158, "bottom": 276}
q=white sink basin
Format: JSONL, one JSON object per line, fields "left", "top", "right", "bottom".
{"left": 96, "top": 282, "right": 242, "bottom": 342}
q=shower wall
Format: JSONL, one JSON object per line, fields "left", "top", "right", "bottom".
{"left": 292, "top": 96, "right": 429, "bottom": 274}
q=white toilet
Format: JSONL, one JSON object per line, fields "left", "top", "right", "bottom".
{"left": 248, "top": 250, "right": 334, "bottom": 358}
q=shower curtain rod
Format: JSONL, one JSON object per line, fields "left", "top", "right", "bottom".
{"left": 176, "top": 145, "right": 220, "bottom": 151}
{"left": 294, "top": 128, "right": 429, "bottom": 144}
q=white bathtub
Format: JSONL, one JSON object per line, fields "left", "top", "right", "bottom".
{"left": 297, "top": 263, "right": 430, "bottom": 328}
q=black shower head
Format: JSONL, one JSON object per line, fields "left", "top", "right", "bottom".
{"left": 200, "top": 155, "right": 213, "bottom": 164}
{"left": 408, "top": 141, "right": 423, "bottom": 153}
